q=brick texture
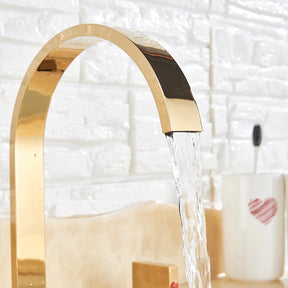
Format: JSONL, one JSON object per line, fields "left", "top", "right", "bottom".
{"left": 0, "top": 0, "right": 287, "bottom": 218}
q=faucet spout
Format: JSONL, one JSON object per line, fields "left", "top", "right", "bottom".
{"left": 9, "top": 24, "right": 202, "bottom": 288}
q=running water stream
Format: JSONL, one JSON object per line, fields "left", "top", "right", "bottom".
{"left": 166, "top": 132, "right": 211, "bottom": 288}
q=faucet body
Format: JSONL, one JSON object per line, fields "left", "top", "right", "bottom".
{"left": 9, "top": 24, "right": 202, "bottom": 288}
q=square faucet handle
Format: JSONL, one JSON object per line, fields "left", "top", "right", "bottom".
{"left": 132, "top": 262, "right": 179, "bottom": 288}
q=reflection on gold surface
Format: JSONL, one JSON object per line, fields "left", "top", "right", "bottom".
{"left": 18, "top": 259, "right": 45, "bottom": 288}
{"left": 133, "top": 262, "right": 178, "bottom": 288}
{"left": 10, "top": 24, "right": 203, "bottom": 288}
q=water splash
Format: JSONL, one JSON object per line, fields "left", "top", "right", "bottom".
{"left": 166, "top": 132, "right": 211, "bottom": 288}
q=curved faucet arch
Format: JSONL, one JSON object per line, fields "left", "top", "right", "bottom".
{"left": 9, "top": 24, "right": 202, "bottom": 288}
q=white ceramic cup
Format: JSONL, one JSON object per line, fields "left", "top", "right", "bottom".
{"left": 222, "top": 174, "right": 285, "bottom": 282}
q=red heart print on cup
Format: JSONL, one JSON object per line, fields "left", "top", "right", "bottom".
{"left": 248, "top": 198, "right": 278, "bottom": 225}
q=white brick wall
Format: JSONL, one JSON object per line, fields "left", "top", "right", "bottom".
{"left": 0, "top": 0, "right": 287, "bottom": 217}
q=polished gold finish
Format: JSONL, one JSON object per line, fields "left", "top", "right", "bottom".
{"left": 10, "top": 24, "right": 202, "bottom": 288}
{"left": 133, "top": 262, "right": 178, "bottom": 288}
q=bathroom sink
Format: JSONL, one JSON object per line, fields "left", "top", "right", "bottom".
{"left": 0, "top": 202, "right": 186, "bottom": 288}
{"left": 2, "top": 201, "right": 286, "bottom": 287}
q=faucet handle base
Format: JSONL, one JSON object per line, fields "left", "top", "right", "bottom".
{"left": 132, "top": 261, "right": 178, "bottom": 288}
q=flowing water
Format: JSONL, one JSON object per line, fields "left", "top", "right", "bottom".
{"left": 166, "top": 132, "right": 211, "bottom": 288}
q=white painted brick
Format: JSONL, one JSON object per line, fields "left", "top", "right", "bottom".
{"left": 138, "top": 6, "right": 195, "bottom": 44}
{"left": 60, "top": 57, "right": 80, "bottom": 82}
{"left": 38, "top": 11, "right": 78, "bottom": 42}
{"left": 0, "top": 142, "right": 9, "bottom": 187}
{"left": 259, "top": 67, "right": 288, "bottom": 81}
{"left": 0, "top": 43, "right": 77, "bottom": 83}
{"left": 227, "top": 4, "right": 286, "bottom": 26}
{"left": 80, "top": 0, "right": 202, "bottom": 45}
{"left": 45, "top": 178, "right": 176, "bottom": 217}
{"left": 80, "top": 41, "right": 130, "bottom": 85}
{"left": 133, "top": 90, "right": 160, "bottom": 119}
{"left": 2, "top": 0, "right": 288, "bottom": 220}
{"left": 229, "top": 0, "right": 288, "bottom": 19}
{"left": 201, "top": 173, "right": 212, "bottom": 204}
{"left": 210, "top": 0, "right": 226, "bottom": 13}
{"left": 134, "top": 148, "right": 171, "bottom": 174}
{"left": 241, "top": 21, "right": 286, "bottom": 40}
{"left": 0, "top": 8, "right": 78, "bottom": 43}
{"left": 253, "top": 41, "right": 288, "bottom": 68}
{"left": 182, "top": 64, "right": 209, "bottom": 91}
{"left": 235, "top": 77, "right": 288, "bottom": 97}
{"left": 0, "top": 42, "right": 79, "bottom": 82}
{"left": 258, "top": 140, "right": 288, "bottom": 173}
{"left": 91, "top": 143, "right": 131, "bottom": 177}
{"left": 233, "top": 33, "right": 254, "bottom": 64}
{"left": 44, "top": 142, "right": 131, "bottom": 180}
{"left": 79, "top": 0, "right": 139, "bottom": 28}
{"left": 167, "top": 45, "right": 210, "bottom": 70}
{"left": 80, "top": 2, "right": 211, "bottom": 86}
{"left": 253, "top": 41, "right": 278, "bottom": 68}
{"left": 133, "top": 117, "right": 166, "bottom": 151}
{"left": 211, "top": 106, "right": 228, "bottom": 137}
{"left": 210, "top": 173, "right": 222, "bottom": 207}
{"left": 213, "top": 26, "right": 254, "bottom": 66}
{"left": 216, "top": 66, "right": 249, "bottom": 81}
{"left": 0, "top": 0, "right": 79, "bottom": 13}
{"left": 45, "top": 186, "right": 71, "bottom": 214}
{"left": 70, "top": 186, "right": 94, "bottom": 201}
{"left": 46, "top": 84, "right": 129, "bottom": 141}
{"left": 194, "top": 0, "right": 210, "bottom": 11}
{"left": 228, "top": 101, "right": 267, "bottom": 139}
{"left": 127, "top": 61, "right": 147, "bottom": 86}
{"left": 0, "top": 42, "right": 40, "bottom": 79}
{"left": 195, "top": 93, "right": 210, "bottom": 122}
{"left": 229, "top": 99, "right": 268, "bottom": 121}
{"left": 211, "top": 67, "right": 233, "bottom": 91}
{"left": 212, "top": 139, "right": 230, "bottom": 171}
{"left": 229, "top": 97, "right": 271, "bottom": 141}
{"left": 0, "top": 81, "right": 18, "bottom": 138}
{"left": 0, "top": 189, "right": 9, "bottom": 216}
{"left": 200, "top": 122, "right": 213, "bottom": 150}
{"left": 89, "top": 179, "right": 177, "bottom": 206}
{"left": 49, "top": 200, "right": 96, "bottom": 218}
{"left": 202, "top": 151, "right": 217, "bottom": 170}
{"left": 264, "top": 109, "right": 288, "bottom": 140}
{"left": 211, "top": 93, "right": 227, "bottom": 107}
{"left": 212, "top": 27, "right": 234, "bottom": 64}
{"left": 230, "top": 120, "right": 255, "bottom": 139}
{"left": 229, "top": 140, "right": 255, "bottom": 173}
{"left": 147, "top": 0, "right": 209, "bottom": 11}
{"left": 44, "top": 145, "right": 91, "bottom": 180}
{"left": 192, "top": 19, "right": 210, "bottom": 44}
{"left": 199, "top": 47, "right": 210, "bottom": 70}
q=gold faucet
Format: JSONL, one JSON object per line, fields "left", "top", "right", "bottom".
{"left": 9, "top": 24, "right": 202, "bottom": 288}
